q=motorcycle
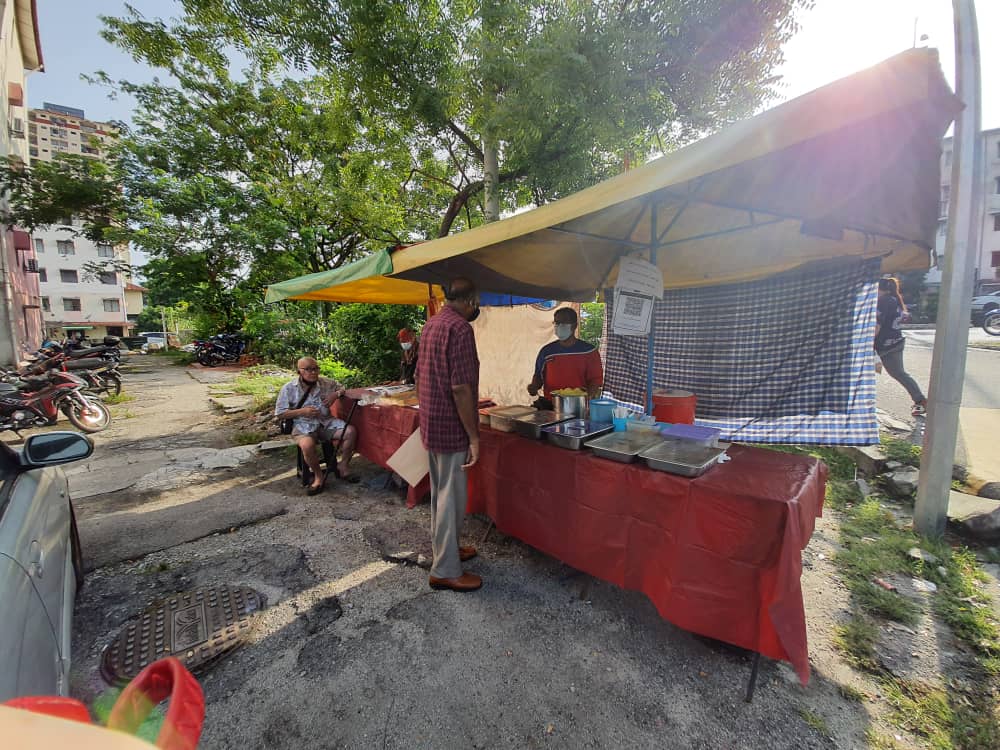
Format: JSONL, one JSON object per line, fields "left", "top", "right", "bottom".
{"left": 17, "top": 348, "right": 124, "bottom": 398}
{"left": 0, "top": 370, "right": 111, "bottom": 434}
{"left": 196, "top": 333, "right": 246, "bottom": 367}
{"left": 984, "top": 310, "right": 1000, "bottom": 336}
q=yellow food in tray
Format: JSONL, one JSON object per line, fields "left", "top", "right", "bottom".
{"left": 552, "top": 387, "right": 587, "bottom": 397}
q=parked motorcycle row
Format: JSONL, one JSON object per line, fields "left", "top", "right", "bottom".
{"left": 0, "top": 337, "right": 122, "bottom": 436}
{"left": 193, "top": 333, "right": 247, "bottom": 367}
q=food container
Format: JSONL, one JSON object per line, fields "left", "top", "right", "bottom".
{"left": 512, "top": 410, "right": 572, "bottom": 439}
{"left": 588, "top": 398, "right": 616, "bottom": 424}
{"left": 552, "top": 393, "right": 588, "bottom": 419}
{"left": 540, "top": 419, "right": 613, "bottom": 450}
{"left": 639, "top": 438, "right": 727, "bottom": 477}
{"left": 487, "top": 405, "right": 535, "bottom": 432}
{"left": 479, "top": 408, "right": 492, "bottom": 425}
{"left": 584, "top": 431, "right": 664, "bottom": 463}
{"left": 659, "top": 423, "right": 721, "bottom": 447}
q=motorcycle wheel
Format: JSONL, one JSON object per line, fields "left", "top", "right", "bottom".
{"left": 100, "top": 373, "right": 123, "bottom": 396}
{"left": 984, "top": 312, "right": 1000, "bottom": 336}
{"left": 64, "top": 397, "right": 111, "bottom": 433}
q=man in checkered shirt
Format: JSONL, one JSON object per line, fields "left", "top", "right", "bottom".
{"left": 416, "top": 278, "right": 483, "bottom": 592}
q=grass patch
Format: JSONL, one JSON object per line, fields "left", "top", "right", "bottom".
{"left": 232, "top": 429, "right": 266, "bottom": 446}
{"left": 834, "top": 614, "right": 879, "bottom": 668}
{"left": 113, "top": 408, "right": 137, "bottom": 419}
{"left": 155, "top": 349, "right": 195, "bottom": 366}
{"left": 881, "top": 676, "right": 1000, "bottom": 750}
{"left": 838, "top": 683, "right": 866, "bottom": 702}
{"left": 865, "top": 729, "right": 902, "bottom": 749}
{"left": 881, "top": 435, "right": 921, "bottom": 467}
{"left": 230, "top": 365, "right": 293, "bottom": 410}
{"left": 798, "top": 707, "right": 829, "bottom": 737}
{"left": 102, "top": 392, "right": 135, "bottom": 405}
{"left": 974, "top": 341, "right": 1000, "bottom": 350}
{"left": 934, "top": 547, "right": 1000, "bottom": 660}
{"left": 751, "top": 443, "right": 856, "bottom": 482}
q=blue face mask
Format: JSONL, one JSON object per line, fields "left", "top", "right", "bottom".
{"left": 554, "top": 324, "right": 573, "bottom": 341}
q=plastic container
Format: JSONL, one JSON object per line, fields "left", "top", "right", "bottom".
{"left": 589, "top": 398, "right": 616, "bottom": 424}
{"left": 659, "top": 423, "right": 721, "bottom": 447}
{"left": 612, "top": 416, "right": 629, "bottom": 432}
{"left": 651, "top": 389, "right": 696, "bottom": 425}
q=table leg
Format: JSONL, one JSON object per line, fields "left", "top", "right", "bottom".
{"left": 745, "top": 652, "right": 762, "bottom": 703}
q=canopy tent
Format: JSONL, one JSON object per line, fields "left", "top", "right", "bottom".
{"left": 264, "top": 249, "right": 436, "bottom": 306}
{"left": 388, "top": 49, "right": 959, "bottom": 299}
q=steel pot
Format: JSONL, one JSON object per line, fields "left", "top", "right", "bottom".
{"left": 553, "top": 394, "right": 588, "bottom": 419}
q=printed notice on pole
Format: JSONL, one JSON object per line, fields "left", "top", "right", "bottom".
{"left": 611, "top": 288, "right": 654, "bottom": 336}
{"left": 611, "top": 255, "right": 662, "bottom": 336}
{"left": 616, "top": 255, "right": 664, "bottom": 299}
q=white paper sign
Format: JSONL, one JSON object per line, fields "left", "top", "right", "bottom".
{"left": 611, "top": 288, "right": 655, "bottom": 337}
{"left": 386, "top": 428, "right": 429, "bottom": 486}
{"left": 616, "top": 255, "right": 664, "bottom": 299}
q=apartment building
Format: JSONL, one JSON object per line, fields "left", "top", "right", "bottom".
{"left": 28, "top": 102, "right": 117, "bottom": 162}
{"left": 0, "top": 0, "right": 43, "bottom": 365}
{"left": 34, "top": 223, "right": 142, "bottom": 341}
{"left": 930, "top": 127, "right": 1000, "bottom": 294}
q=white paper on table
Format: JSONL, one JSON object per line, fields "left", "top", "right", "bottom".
{"left": 615, "top": 255, "right": 664, "bottom": 299}
{"left": 386, "top": 427, "right": 430, "bottom": 487}
{"left": 611, "top": 288, "right": 654, "bottom": 336}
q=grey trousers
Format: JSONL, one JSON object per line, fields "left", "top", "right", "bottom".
{"left": 879, "top": 341, "right": 926, "bottom": 403}
{"left": 428, "top": 450, "right": 468, "bottom": 579}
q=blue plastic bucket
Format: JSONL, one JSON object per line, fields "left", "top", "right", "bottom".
{"left": 589, "top": 398, "right": 616, "bottom": 424}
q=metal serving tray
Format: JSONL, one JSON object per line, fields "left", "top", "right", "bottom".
{"left": 584, "top": 431, "right": 665, "bottom": 463}
{"left": 540, "top": 419, "right": 614, "bottom": 450}
{"left": 639, "top": 438, "right": 727, "bottom": 477}
{"left": 487, "top": 405, "right": 535, "bottom": 432}
{"left": 512, "top": 410, "right": 572, "bottom": 439}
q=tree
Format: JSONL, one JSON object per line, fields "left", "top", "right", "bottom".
{"left": 106, "top": 0, "right": 812, "bottom": 237}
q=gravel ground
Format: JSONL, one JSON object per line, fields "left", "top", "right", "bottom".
{"left": 68, "top": 360, "right": 884, "bottom": 749}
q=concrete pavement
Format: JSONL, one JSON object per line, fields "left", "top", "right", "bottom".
{"left": 880, "top": 329, "right": 1000, "bottom": 492}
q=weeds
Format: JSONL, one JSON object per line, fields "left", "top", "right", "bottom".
{"left": 881, "top": 435, "right": 921, "bottom": 467}
{"left": 837, "top": 683, "right": 866, "bottom": 702}
{"left": 233, "top": 429, "right": 266, "bottom": 446}
{"left": 798, "top": 708, "right": 829, "bottom": 737}
{"left": 113, "top": 408, "right": 137, "bottom": 419}
{"left": 102, "top": 392, "right": 135, "bottom": 405}
{"left": 864, "top": 729, "right": 902, "bottom": 749}
{"left": 230, "top": 367, "right": 293, "bottom": 410}
{"left": 834, "top": 614, "right": 878, "bottom": 668}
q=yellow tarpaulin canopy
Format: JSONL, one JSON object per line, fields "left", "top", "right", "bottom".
{"left": 265, "top": 249, "right": 438, "bottom": 305}
{"left": 389, "top": 49, "right": 959, "bottom": 301}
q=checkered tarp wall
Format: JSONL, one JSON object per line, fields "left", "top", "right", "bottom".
{"left": 602, "top": 258, "right": 881, "bottom": 445}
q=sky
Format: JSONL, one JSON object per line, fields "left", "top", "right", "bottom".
{"left": 27, "top": 1, "right": 1000, "bottom": 128}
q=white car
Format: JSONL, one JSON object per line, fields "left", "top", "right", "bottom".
{"left": 0, "top": 432, "right": 94, "bottom": 700}
{"left": 138, "top": 332, "right": 181, "bottom": 352}
{"left": 971, "top": 290, "right": 1000, "bottom": 322}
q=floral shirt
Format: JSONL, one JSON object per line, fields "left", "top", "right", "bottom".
{"left": 275, "top": 376, "right": 345, "bottom": 433}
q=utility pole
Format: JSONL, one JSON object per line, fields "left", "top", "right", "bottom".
{"left": 915, "top": 0, "right": 982, "bottom": 536}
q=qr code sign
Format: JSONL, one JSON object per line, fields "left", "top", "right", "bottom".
{"left": 623, "top": 294, "right": 644, "bottom": 317}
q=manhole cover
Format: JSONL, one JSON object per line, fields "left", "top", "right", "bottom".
{"left": 101, "top": 584, "right": 266, "bottom": 685}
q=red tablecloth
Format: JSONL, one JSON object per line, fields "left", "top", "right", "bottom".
{"left": 466, "top": 429, "right": 826, "bottom": 684}
{"left": 333, "top": 399, "right": 430, "bottom": 508}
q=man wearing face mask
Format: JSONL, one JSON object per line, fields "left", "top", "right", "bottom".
{"left": 416, "top": 278, "right": 483, "bottom": 592}
{"left": 397, "top": 328, "right": 418, "bottom": 384}
{"left": 527, "top": 306, "right": 604, "bottom": 410}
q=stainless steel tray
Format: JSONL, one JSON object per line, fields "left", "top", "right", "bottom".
{"left": 487, "top": 405, "right": 535, "bottom": 432}
{"left": 639, "top": 438, "right": 726, "bottom": 477}
{"left": 584, "top": 431, "right": 665, "bottom": 463}
{"left": 540, "top": 419, "right": 614, "bottom": 450}
{"left": 512, "top": 410, "right": 572, "bottom": 439}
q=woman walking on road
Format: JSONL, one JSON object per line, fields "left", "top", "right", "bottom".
{"left": 875, "top": 277, "right": 927, "bottom": 417}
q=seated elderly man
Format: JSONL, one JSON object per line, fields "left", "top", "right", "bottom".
{"left": 275, "top": 356, "right": 359, "bottom": 494}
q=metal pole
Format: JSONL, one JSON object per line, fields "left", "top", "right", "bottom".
{"left": 646, "top": 200, "right": 657, "bottom": 414}
{"left": 915, "top": 0, "right": 982, "bottom": 536}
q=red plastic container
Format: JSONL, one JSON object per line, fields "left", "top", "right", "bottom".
{"left": 651, "top": 389, "right": 696, "bottom": 425}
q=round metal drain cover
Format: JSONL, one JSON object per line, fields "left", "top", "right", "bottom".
{"left": 101, "top": 584, "right": 266, "bottom": 685}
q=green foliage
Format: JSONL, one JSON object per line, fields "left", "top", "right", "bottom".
{"left": 317, "top": 357, "right": 364, "bottom": 388}
{"left": 797, "top": 708, "right": 829, "bottom": 737}
{"left": 102, "top": 393, "right": 135, "bottom": 405}
{"left": 881, "top": 435, "right": 921, "bottom": 467}
{"left": 325, "top": 303, "right": 425, "bottom": 383}
{"left": 233, "top": 429, "right": 266, "bottom": 445}
{"left": 578, "top": 302, "right": 604, "bottom": 347}
{"left": 230, "top": 366, "right": 293, "bottom": 409}
{"left": 241, "top": 306, "right": 335, "bottom": 367}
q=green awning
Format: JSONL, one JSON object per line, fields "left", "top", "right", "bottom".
{"left": 265, "top": 249, "right": 440, "bottom": 306}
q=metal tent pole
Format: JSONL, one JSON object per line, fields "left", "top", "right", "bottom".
{"left": 646, "top": 199, "right": 657, "bottom": 414}
{"left": 915, "top": 0, "right": 982, "bottom": 536}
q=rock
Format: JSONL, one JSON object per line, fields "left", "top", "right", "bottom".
{"left": 258, "top": 439, "right": 295, "bottom": 452}
{"left": 886, "top": 461, "right": 903, "bottom": 470}
{"left": 164, "top": 447, "right": 208, "bottom": 463}
{"left": 948, "top": 491, "right": 1000, "bottom": 542}
{"left": 885, "top": 467, "right": 920, "bottom": 497}
{"left": 980, "top": 482, "right": 1000, "bottom": 501}
{"left": 911, "top": 578, "right": 938, "bottom": 593}
{"left": 223, "top": 405, "right": 247, "bottom": 414}
{"left": 836, "top": 445, "right": 886, "bottom": 477}
{"left": 876, "top": 409, "right": 913, "bottom": 433}
{"left": 908, "top": 547, "right": 940, "bottom": 566}
{"left": 851, "top": 478, "right": 872, "bottom": 498}
{"left": 937, "top": 566, "right": 948, "bottom": 578}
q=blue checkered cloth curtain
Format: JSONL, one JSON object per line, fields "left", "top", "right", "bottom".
{"left": 602, "top": 258, "right": 881, "bottom": 445}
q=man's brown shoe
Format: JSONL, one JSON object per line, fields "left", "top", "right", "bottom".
{"left": 458, "top": 545, "right": 478, "bottom": 562}
{"left": 429, "top": 573, "right": 482, "bottom": 592}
